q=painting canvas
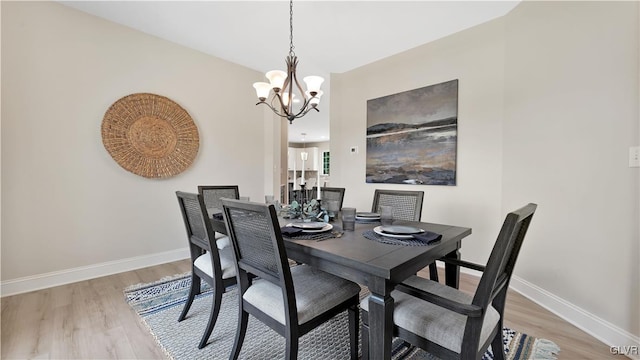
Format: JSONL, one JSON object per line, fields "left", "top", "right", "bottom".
{"left": 366, "top": 79, "right": 458, "bottom": 186}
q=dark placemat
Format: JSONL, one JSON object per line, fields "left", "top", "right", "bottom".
{"left": 362, "top": 230, "right": 439, "bottom": 246}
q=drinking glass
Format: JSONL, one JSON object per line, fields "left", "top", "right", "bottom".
{"left": 341, "top": 207, "right": 356, "bottom": 231}
{"left": 380, "top": 205, "right": 393, "bottom": 226}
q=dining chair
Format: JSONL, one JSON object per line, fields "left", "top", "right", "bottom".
{"left": 371, "top": 189, "right": 424, "bottom": 221}
{"left": 175, "top": 191, "right": 237, "bottom": 349}
{"left": 360, "top": 203, "right": 537, "bottom": 360}
{"left": 221, "top": 199, "right": 361, "bottom": 360}
{"left": 311, "top": 186, "right": 346, "bottom": 211}
{"left": 371, "top": 189, "right": 439, "bottom": 279}
{"left": 197, "top": 185, "right": 240, "bottom": 217}
{"left": 198, "top": 185, "right": 240, "bottom": 249}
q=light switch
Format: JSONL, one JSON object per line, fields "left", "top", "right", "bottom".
{"left": 630, "top": 146, "right": 640, "bottom": 167}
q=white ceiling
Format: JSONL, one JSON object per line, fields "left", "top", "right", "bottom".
{"left": 59, "top": 0, "right": 519, "bottom": 143}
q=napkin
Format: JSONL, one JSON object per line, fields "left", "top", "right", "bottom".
{"left": 211, "top": 213, "right": 224, "bottom": 221}
{"left": 280, "top": 226, "right": 303, "bottom": 236}
{"left": 412, "top": 231, "right": 442, "bottom": 245}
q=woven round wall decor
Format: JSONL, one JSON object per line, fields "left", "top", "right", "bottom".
{"left": 101, "top": 93, "right": 199, "bottom": 178}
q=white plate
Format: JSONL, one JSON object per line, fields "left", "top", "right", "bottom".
{"left": 287, "top": 223, "right": 333, "bottom": 233}
{"left": 291, "top": 221, "right": 328, "bottom": 230}
{"left": 356, "top": 212, "right": 381, "bottom": 218}
{"left": 373, "top": 226, "right": 422, "bottom": 239}
{"left": 380, "top": 225, "right": 424, "bottom": 235}
{"left": 355, "top": 216, "right": 380, "bottom": 221}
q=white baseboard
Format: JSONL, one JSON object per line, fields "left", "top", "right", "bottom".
{"left": 509, "top": 275, "right": 640, "bottom": 360}
{"left": 0, "top": 248, "right": 190, "bottom": 297}
{"left": 452, "top": 265, "right": 640, "bottom": 360}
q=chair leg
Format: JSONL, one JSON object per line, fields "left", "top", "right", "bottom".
{"left": 361, "top": 314, "right": 369, "bottom": 360}
{"left": 230, "top": 308, "right": 249, "bottom": 360}
{"left": 348, "top": 303, "right": 359, "bottom": 360}
{"left": 198, "top": 285, "right": 224, "bottom": 349}
{"left": 491, "top": 292, "right": 507, "bottom": 360}
{"left": 491, "top": 326, "right": 505, "bottom": 360}
{"left": 360, "top": 324, "right": 369, "bottom": 360}
{"left": 178, "top": 273, "right": 201, "bottom": 322}
{"left": 428, "top": 262, "right": 439, "bottom": 282}
{"left": 285, "top": 330, "right": 299, "bottom": 360}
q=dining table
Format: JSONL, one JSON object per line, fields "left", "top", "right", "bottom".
{"left": 211, "top": 212, "right": 472, "bottom": 360}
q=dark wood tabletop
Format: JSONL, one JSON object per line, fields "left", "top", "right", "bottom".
{"left": 211, "top": 215, "right": 471, "bottom": 360}
{"left": 283, "top": 220, "right": 469, "bottom": 285}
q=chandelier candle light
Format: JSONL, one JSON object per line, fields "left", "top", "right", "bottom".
{"left": 292, "top": 150, "right": 296, "bottom": 191}
{"left": 300, "top": 150, "right": 307, "bottom": 186}
{"left": 317, "top": 156, "right": 321, "bottom": 200}
{"left": 252, "top": 0, "right": 324, "bottom": 124}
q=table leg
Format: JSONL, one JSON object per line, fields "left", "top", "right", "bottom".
{"left": 367, "top": 280, "right": 393, "bottom": 360}
{"left": 444, "top": 249, "right": 461, "bottom": 289}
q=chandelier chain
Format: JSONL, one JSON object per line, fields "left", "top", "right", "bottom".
{"left": 289, "top": 0, "right": 295, "bottom": 56}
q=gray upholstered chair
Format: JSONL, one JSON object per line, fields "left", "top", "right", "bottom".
{"left": 360, "top": 203, "right": 537, "bottom": 360}
{"left": 222, "top": 199, "right": 361, "bottom": 360}
{"left": 175, "top": 191, "right": 237, "bottom": 349}
{"left": 371, "top": 189, "right": 424, "bottom": 221}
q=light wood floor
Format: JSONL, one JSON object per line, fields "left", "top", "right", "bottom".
{"left": 1, "top": 260, "right": 618, "bottom": 359}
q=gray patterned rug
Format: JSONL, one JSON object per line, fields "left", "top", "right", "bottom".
{"left": 124, "top": 273, "right": 559, "bottom": 360}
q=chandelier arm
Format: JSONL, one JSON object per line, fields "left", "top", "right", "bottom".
{"left": 281, "top": 75, "right": 292, "bottom": 100}
{"left": 291, "top": 75, "right": 307, "bottom": 112}
{"left": 271, "top": 93, "right": 288, "bottom": 116}
{"left": 289, "top": 62, "right": 306, "bottom": 105}
{"left": 283, "top": 55, "right": 310, "bottom": 118}
{"left": 297, "top": 101, "right": 320, "bottom": 118}
{"left": 284, "top": 55, "right": 299, "bottom": 116}
{"left": 259, "top": 99, "right": 287, "bottom": 118}
{"left": 288, "top": 96, "right": 318, "bottom": 119}
{"left": 273, "top": 92, "right": 292, "bottom": 117}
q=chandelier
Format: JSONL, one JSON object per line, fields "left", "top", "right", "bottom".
{"left": 252, "top": 0, "right": 324, "bottom": 124}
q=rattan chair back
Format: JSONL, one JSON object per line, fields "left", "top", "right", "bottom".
{"left": 222, "top": 199, "right": 290, "bottom": 286}
{"left": 371, "top": 189, "right": 424, "bottom": 221}
{"left": 177, "top": 192, "right": 219, "bottom": 260}
{"left": 198, "top": 185, "right": 240, "bottom": 215}
{"left": 312, "top": 187, "right": 346, "bottom": 211}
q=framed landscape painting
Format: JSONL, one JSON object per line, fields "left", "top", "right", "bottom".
{"left": 366, "top": 79, "right": 458, "bottom": 186}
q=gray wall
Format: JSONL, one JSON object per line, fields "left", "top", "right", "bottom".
{"left": 503, "top": 0, "right": 639, "bottom": 337}
{"left": 1, "top": 2, "right": 267, "bottom": 285}
{"left": 331, "top": 0, "right": 639, "bottom": 345}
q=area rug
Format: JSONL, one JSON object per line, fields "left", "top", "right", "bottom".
{"left": 124, "top": 273, "right": 560, "bottom": 360}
